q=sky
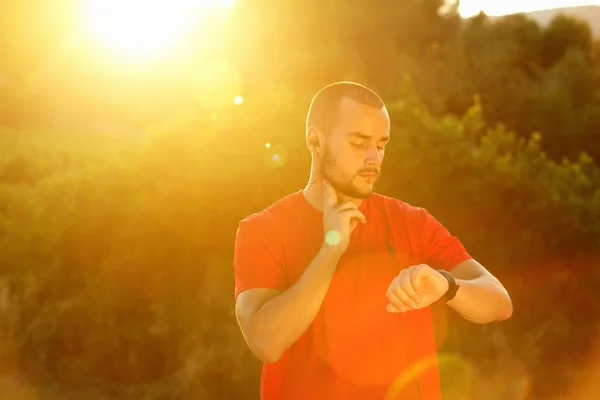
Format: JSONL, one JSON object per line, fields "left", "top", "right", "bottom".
{"left": 458, "top": 0, "right": 600, "bottom": 17}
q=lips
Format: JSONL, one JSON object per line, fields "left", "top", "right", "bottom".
{"left": 359, "top": 172, "right": 378, "bottom": 179}
{"left": 358, "top": 170, "right": 378, "bottom": 176}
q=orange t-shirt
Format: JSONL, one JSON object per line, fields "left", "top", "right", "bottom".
{"left": 233, "top": 190, "right": 472, "bottom": 400}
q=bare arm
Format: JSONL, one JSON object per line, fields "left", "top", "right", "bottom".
{"left": 447, "top": 259, "right": 513, "bottom": 324}
{"left": 386, "top": 260, "right": 512, "bottom": 324}
{"left": 235, "top": 245, "right": 341, "bottom": 363}
{"left": 235, "top": 181, "right": 366, "bottom": 363}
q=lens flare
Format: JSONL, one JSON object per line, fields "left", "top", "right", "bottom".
{"left": 263, "top": 144, "right": 288, "bottom": 169}
{"left": 325, "top": 230, "right": 341, "bottom": 246}
{"left": 385, "top": 353, "right": 479, "bottom": 400}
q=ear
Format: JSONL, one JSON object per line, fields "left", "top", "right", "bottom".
{"left": 306, "top": 126, "right": 322, "bottom": 154}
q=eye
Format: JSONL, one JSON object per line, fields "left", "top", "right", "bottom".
{"left": 377, "top": 141, "right": 389, "bottom": 151}
{"left": 351, "top": 142, "right": 365, "bottom": 148}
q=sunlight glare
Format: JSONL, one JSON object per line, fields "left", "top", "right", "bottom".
{"left": 191, "top": 59, "right": 243, "bottom": 109}
{"left": 81, "top": 0, "right": 236, "bottom": 59}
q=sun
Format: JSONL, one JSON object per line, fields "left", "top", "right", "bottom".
{"left": 80, "top": 0, "right": 235, "bottom": 59}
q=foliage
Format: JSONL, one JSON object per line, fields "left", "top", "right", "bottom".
{"left": 1, "top": 1, "right": 600, "bottom": 399}
{"left": 0, "top": 84, "right": 599, "bottom": 399}
{"left": 2, "top": 2, "right": 600, "bottom": 163}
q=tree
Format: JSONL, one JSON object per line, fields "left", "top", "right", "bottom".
{"left": 542, "top": 14, "right": 593, "bottom": 68}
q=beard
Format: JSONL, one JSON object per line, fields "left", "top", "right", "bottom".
{"left": 321, "top": 147, "right": 379, "bottom": 200}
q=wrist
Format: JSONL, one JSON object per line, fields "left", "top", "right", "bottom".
{"left": 319, "top": 243, "right": 344, "bottom": 260}
{"left": 437, "top": 269, "right": 460, "bottom": 302}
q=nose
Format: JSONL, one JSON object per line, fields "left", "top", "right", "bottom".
{"left": 365, "top": 145, "right": 382, "bottom": 166}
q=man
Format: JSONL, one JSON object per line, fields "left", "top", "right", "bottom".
{"left": 233, "top": 82, "right": 512, "bottom": 400}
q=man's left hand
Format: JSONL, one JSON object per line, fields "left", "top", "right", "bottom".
{"left": 386, "top": 264, "right": 449, "bottom": 313}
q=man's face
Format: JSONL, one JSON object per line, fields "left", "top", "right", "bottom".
{"left": 320, "top": 97, "right": 390, "bottom": 199}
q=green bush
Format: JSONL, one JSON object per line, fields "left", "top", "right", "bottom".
{"left": 384, "top": 95, "right": 600, "bottom": 398}
{"left": 0, "top": 90, "right": 599, "bottom": 399}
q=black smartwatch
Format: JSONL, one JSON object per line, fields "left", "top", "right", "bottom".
{"left": 437, "top": 269, "right": 460, "bottom": 302}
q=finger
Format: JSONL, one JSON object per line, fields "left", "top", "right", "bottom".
{"left": 386, "top": 290, "right": 407, "bottom": 313}
{"left": 410, "top": 264, "right": 430, "bottom": 294}
{"left": 386, "top": 276, "right": 411, "bottom": 312}
{"left": 386, "top": 303, "right": 400, "bottom": 312}
{"left": 401, "top": 269, "right": 422, "bottom": 305}
{"left": 340, "top": 209, "right": 366, "bottom": 225}
{"left": 349, "top": 211, "right": 367, "bottom": 233}
{"left": 323, "top": 180, "right": 338, "bottom": 212}
{"left": 349, "top": 212, "right": 366, "bottom": 233}
{"left": 392, "top": 273, "right": 418, "bottom": 309}
{"left": 335, "top": 200, "right": 359, "bottom": 212}
{"left": 392, "top": 269, "right": 418, "bottom": 308}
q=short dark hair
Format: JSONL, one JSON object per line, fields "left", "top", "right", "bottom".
{"left": 306, "top": 81, "right": 385, "bottom": 135}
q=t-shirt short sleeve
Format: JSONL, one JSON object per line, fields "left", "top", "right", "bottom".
{"left": 419, "top": 208, "right": 472, "bottom": 272}
{"left": 233, "top": 218, "right": 287, "bottom": 298}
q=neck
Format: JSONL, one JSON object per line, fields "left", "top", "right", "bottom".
{"left": 302, "top": 177, "right": 363, "bottom": 212}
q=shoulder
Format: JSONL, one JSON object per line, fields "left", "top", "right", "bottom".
{"left": 369, "top": 193, "right": 447, "bottom": 234}
{"left": 238, "top": 191, "right": 303, "bottom": 233}
{"left": 369, "top": 193, "right": 428, "bottom": 225}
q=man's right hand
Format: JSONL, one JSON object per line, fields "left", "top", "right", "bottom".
{"left": 322, "top": 180, "right": 366, "bottom": 255}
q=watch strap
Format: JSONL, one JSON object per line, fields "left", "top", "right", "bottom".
{"left": 437, "top": 269, "right": 460, "bottom": 302}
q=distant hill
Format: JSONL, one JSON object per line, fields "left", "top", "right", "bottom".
{"left": 489, "top": 5, "right": 600, "bottom": 37}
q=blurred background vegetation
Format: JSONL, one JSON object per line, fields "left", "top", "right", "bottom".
{"left": 1, "top": 0, "right": 600, "bottom": 399}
